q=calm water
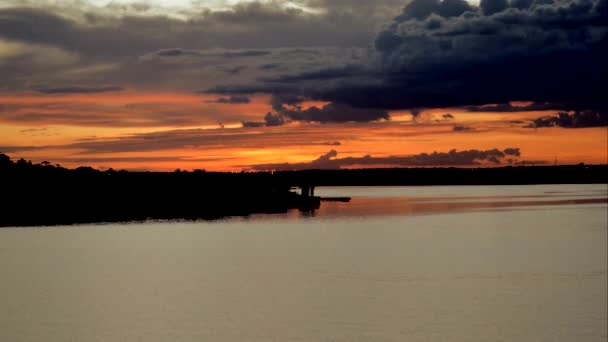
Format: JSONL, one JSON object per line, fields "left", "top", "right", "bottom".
{"left": 1, "top": 184, "right": 606, "bottom": 342}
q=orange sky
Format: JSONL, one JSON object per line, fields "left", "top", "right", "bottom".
{"left": 1, "top": 91, "right": 606, "bottom": 171}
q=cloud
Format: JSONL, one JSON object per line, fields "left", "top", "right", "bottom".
{"left": 0, "top": 94, "right": 266, "bottom": 127}
{"left": 503, "top": 148, "right": 521, "bottom": 156}
{"left": 480, "top": 0, "right": 509, "bottom": 15}
{"left": 153, "top": 49, "right": 271, "bottom": 59}
{"left": 210, "top": 95, "right": 251, "bottom": 104}
{"left": 270, "top": 94, "right": 307, "bottom": 111}
{"left": 452, "top": 125, "right": 474, "bottom": 131}
{"left": 241, "top": 121, "right": 265, "bottom": 128}
{"left": 155, "top": 49, "right": 200, "bottom": 57}
{"left": 0, "top": 2, "right": 393, "bottom": 93}
{"left": 32, "top": 85, "right": 124, "bottom": 94}
{"left": 250, "top": 148, "right": 524, "bottom": 170}
{"left": 259, "top": 63, "right": 281, "bottom": 70}
{"left": 395, "top": 0, "right": 473, "bottom": 20}
{"left": 464, "top": 102, "right": 565, "bottom": 112}
{"left": 224, "top": 65, "right": 247, "bottom": 74}
{"left": 261, "top": 64, "right": 365, "bottom": 83}
{"left": 0, "top": 145, "right": 43, "bottom": 153}
{"left": 268, "top": 94, "right": 390, "bottom": 124}
{"left": 24, "top": 126, "right": 354, "bottom": 154}
{"left": 263, "top": 112, "right": 286, "bottom": 126}
{"left": 242, "top": 112, "right": 287, "bottom": 127}
{"left": 1, "top": 0, "right": 607, "bottom": 126}
{"left": 209, "top": 0, "right": 608, "bottom": 117}
{"left": 241, "top": 97, "right": 390, "bottom": 126}
{"left": 19, "top": 127, "right": 45, "bottom": 133}
{"left": 51, "top": 156, "right": 183, "bottom": 164}
{"left": 528, "top": 110, "right": 608, "bottom": 128}
{"left": 366, "top": 0, "right": 608, "bottom": 111}
{"left": 279, "top": 102, "right": 390, "bottom": 123}
{"left": 0, "top": 2, "right": 395, "bottom": 57}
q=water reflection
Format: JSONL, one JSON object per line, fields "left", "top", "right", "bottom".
{"left": 0, "top": 184, "right": 606, "bottom": 342}
{"left": 313, "top": 196, "right": 607, "bottom": 218}
{"left": 274, "top": 184, "right": 608, "bottom": 221}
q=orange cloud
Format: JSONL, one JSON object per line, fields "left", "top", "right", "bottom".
{"left": 1, "top": 91, "right": 606, "bottom": 171}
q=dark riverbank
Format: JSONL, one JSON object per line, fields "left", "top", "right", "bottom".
{"left": 1, "top": 154, "right": 325, "bottom": 227}
{"left": 1, "top": 153, "right": 606, "bottom": 227}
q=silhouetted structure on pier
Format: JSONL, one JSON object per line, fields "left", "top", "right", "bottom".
{"left": 299, "top": 185, "right": 315, "bottom": 197}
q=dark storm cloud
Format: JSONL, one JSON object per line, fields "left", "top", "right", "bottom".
{"left": 210, "top": 0, "right": 608, "bottom": 116}
{"left": 528, "top": 110, "right": 608, "bottom": 128}
{"left": 250, "top": 147, "right": 524, "bottom": 171}
{"left": 480, "top": 0, "right": 509, "bottom": 15}
{"left": 365, "top": 0, "right": 608, "bottom": 111}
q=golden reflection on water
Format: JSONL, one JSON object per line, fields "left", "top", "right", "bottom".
{"left": 296, "top": 185, "right": 608, "bottom": 219}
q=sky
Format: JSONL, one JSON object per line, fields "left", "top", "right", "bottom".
{"left": 0, "top": 0, "right": 606, "bottom": 171}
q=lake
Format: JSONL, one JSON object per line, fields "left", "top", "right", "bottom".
{"left": 0, "top": 184, "right": 606, "bottom": 342}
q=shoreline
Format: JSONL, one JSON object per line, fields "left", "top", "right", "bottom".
{"left": 1, "top": 154, "right": 606, "bottom": 227}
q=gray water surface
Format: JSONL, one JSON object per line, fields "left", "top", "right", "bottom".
{"left": 1, "top": 184, "right": 606, "bottom": 341}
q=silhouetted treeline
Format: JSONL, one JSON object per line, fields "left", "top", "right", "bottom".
{"left": 272, "top": 164, "right": 608, "bottom": 186}
{"left": 0, "top": 154, "right": 317, "bottom": 227}
{"left": 0, "top": 153, "right": 606, "bottom": 227}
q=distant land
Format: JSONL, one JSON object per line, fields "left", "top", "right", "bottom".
{"left": 1, "top": 153, "right": 606, "bottom": 227}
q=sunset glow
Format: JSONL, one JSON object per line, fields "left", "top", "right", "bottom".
{"left": 2, "top": 91, "right": 606, "bottom": 171}
{"left": 0, "top": 0, "right": 606, "bottom": 171}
